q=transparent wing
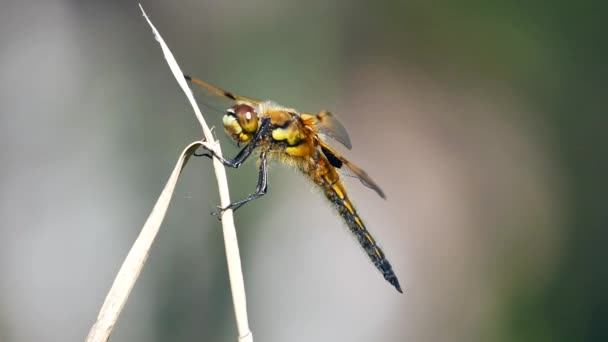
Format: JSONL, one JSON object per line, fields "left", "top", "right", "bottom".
{"left": 185, "top": 75, "right": 261, "bottom": 105}
{"left": 317, "top": 139, "right": 385, "bottom": 199}
{"left": 301, "top": 111, "right": 352, "bottom": 149}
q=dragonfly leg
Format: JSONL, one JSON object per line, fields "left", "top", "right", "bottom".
{"left": 194, "top": 117, "right": 271, "bottom": 168}
{"left": 194, "top": 143, "right": 253, "bottom": 167}
{"left": 213, "top": 151, "right": 268, "bottom": 218}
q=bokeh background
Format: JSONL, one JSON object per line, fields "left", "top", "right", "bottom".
{"left": 0, "top": 1, "right": 605, "bottom": 341}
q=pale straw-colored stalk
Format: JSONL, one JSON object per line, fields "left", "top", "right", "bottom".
{"left": 85, "top": 5, "right": 252, "bottom": 342}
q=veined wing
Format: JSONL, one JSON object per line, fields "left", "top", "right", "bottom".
{"left": 316, "top": 138, "right": 386, "bottom": 199}
{"left": 185, "top": 75, "right": 261, "bottom": 105}
{"left": 301, "top": 111, "right": 352, "bottom": 149}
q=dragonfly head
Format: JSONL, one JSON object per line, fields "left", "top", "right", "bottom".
{"left": 223, "top": 104, "right": 259, "bottom": 143}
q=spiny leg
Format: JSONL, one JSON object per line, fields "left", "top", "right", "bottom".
{"left": 194, "top": 117, "right": 272, "bottom": 168}
{"left": 212, "top": 150, "right": 269, "bottom": 218}
{"left": 193, "top": 118, "right": 272, "bottom": 219}
{"left": 194, "top": 141, "right": 255, "bottom": 168}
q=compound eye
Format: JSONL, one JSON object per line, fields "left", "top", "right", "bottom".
{"left": 234, "top": 104, "right": 258, "bottom": 133}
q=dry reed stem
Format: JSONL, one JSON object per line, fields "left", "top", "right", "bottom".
{"left": 85, "top": 5, "right": 252, "bottom": 342}
{"left": 86, "top": 141, "right": 202, "bottom": 342}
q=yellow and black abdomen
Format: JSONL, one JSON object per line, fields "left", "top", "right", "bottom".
{"left": 314, "top": 155, "right": 402, "bottom": 293}
{"left": 268, "top": 115, "right": 401, "bottom": 292}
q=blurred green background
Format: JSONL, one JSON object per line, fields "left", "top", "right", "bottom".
{"left": 0, "top": 1, "right": 605, "bottom": 341}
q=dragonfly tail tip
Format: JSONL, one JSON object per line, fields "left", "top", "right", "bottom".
{"left": 390, "top": 276, "right": 403, "bottom": 294}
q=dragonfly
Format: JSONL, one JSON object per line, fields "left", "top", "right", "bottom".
{"left": 186, "top": 75, "right": 402, "bottom": 293}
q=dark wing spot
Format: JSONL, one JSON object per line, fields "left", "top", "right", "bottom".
{"left": 224, "top": 92, "right": 236, "bottom": 100}
{"left": 321, "top": 146, "right": 343, "bottom": 168}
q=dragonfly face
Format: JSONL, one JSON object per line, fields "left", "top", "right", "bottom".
{"left": 186, "top": 74, "right": 401, "bottom": 293}
{"left": 223, "top": 104, "right": 259, "bottom": 143}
